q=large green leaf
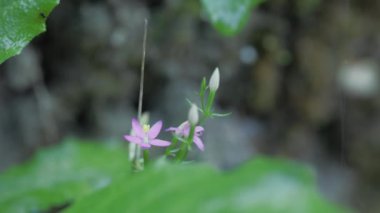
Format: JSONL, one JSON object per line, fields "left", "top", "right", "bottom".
{"left": 0, "top": 0, "right": 59, "bottom": 64}
{"left": 0, "top": 138, "right": 348, "bottom": 213}
{"left": 0, "top": 139, "right": 129, "bottom": 212}
{"left": 201, "top": 0, "right": 264, "bottom": 36}
{"left": 66, "top": 157, "right": 347, "bottom": 213}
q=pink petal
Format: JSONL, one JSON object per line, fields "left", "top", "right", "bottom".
{"left": 177, "top": 122, "right": 190, "bottom": 135}
{"left": 195, "top": 126, "right": 205, "bottom": 133}
{"left": 124, "top": 135, "right": 142, "bottom": 144}
{"left": 178, "top": 121, "right": 190, "bottom": 128}
{"left": 182, "top": 128, "right": 190, "bottom": 137}
{"left": 148, "top": 120, "right": 162, "bottom": 139}
{"left": 193, "top": 136, "right": 204, "bottom": 151}
{"left": 165, "top": 127, "right": 178, "bottom": 132}
{"left": 180, "top": 121, "right": 190, "bottom": 129}
{"left": 132, "top": 118, "right": 144, "bottom": 137}
{"left": 140, "top": 143, "right": 151, "bottom": 149}
{"left": 150, "top": 139, "right": 171, "bottom": 147}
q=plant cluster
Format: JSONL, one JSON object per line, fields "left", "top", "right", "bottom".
{"left": 124, "top": 68, "right": 229, "bottom": 171}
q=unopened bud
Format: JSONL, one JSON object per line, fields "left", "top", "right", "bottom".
{"left": 188, "top": 104, "right": 199, "bottom": 125}
{"left": 209, "top": 67, "right": 220, "bottom": 92}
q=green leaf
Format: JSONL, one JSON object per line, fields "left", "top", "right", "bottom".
{"left": 212, "top": 112, "right": 232, "bottom": 117}
{"left": 66, "top": 157, "right": 348, "bottom": 213}
{"left": 0, "top": 0, "right": 60, "bottom": 64}
{"left": 201, "top": 0, "right": 265, "bottom": 36}
{"left": 199, "top": 77, "right": 207, "bottom": 109}
{"left": 0, "top": 138, "right": 129, "bottom": 212}
{"left": 186, "top": 98, "right": 194, "bottom": 106}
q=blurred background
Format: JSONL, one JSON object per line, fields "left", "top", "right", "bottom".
{"left": 1, "top": 0, "right": 380, "bottom": 212}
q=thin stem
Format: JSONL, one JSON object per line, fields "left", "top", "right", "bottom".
{"left": 205, "top": 91, "right": 215, "bottom": 117}
{"left": 143, "top": 149, "right": 150, "bottom": 165}
{"left": 200, "top": 95, "right": 205, "bottom": 112}
{"left": 199, "top": 78, "right": 206, "bottom": 110}
{"left": 176, "top": 144, "right": 188, "bottom": 163}
{"left": 165, "top": 136, "right": 178, "bottom": 157}
{"left": 138, "top": 19, "right": 148, "bottom": 120}
{"left": 175, "top": 125, "right": 195, "bottom": 162}
{"left": 187, "top": 125, "right": 195, "bottom": 147}
{"left": 132, "top": 19, "right": 148, "bottom": 172}
{"left": 132, "top": 145, "right": 143, "bottom": 172}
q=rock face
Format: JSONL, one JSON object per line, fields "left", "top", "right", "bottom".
{"left": 0, "top": 0, "right": 380, "bottom": 211}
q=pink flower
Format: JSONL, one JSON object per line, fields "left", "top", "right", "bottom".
{"left": 124, "top": 118, "right": 171, "bottom": 149}
{"left": 166, "top": 121, "right": 205, "bottom": 151}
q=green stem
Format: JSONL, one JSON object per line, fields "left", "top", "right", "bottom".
{"left": 175, "top": 143, "right": 188, "bottom": 162}
{"left": 143, "top": 150, "right": 149, "bottom": 165}
{"left": 200, "top": 96, "right": 205, "bottom": 112}
{"left": 187, "top": 125, "right": 195, "bottom": 147}
{"left": 165, "top": 136, "right": 178, "bottom": 157}
{"left": 205, "top": 91, "right": 216, "bottom": 116}
{"left": 175, "top": 125, "right": 195, "bottom": 162}
{"left": 200, "top": 77, "right": 207, "bottom": 110}
{"left": 132, "top": 146, "right": 143, "bottom": 172}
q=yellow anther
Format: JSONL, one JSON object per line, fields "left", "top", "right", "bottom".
{"left": 143, "top": 124, "right": 150, "bottom": 132}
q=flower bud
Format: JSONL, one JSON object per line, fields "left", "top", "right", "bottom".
{"left": 188, "top": 104, "right": 199, "bottom": 125}
{"left": 209, "top": 67, "right": 220, "bottom": 92}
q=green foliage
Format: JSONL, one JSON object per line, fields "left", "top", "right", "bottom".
{"left": 66, "top": 158, "right": 347, "bottom": 213}
{"left": 0, "top": 0, "right": 59, "bottom": 64}
{"left": 201, "top": 0, "right": 265, "bottom": 36}
{"left": 0, "top": 138, "right": 347, "bottom": 213}
{"left": 0, "top": 139, "right": 129, "bottom": 212}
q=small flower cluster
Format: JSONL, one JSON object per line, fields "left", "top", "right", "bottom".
{"left": 124, "top": 67, "right": 224, "bottom": 163}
